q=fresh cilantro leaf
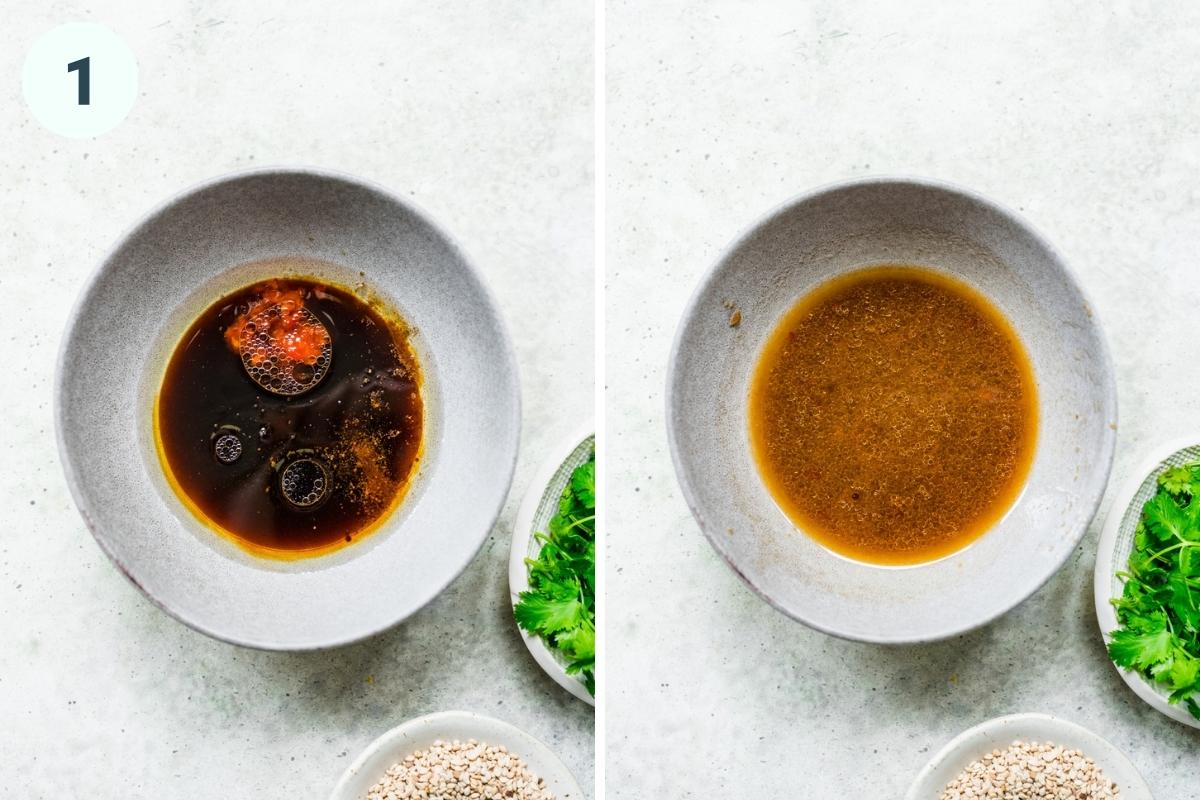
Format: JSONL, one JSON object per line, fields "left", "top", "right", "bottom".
{"left": 513, "top": 591, "right": 587, "bottom": 634}
{"left": 1167, "top": 651, "right": 1200, "bottom": 691}
{"left": 1108, "top": 625, "right": 1174, "bottom": 671}
{"left": 1166, "top": 573, "right": 1200, "bottom": 632}
{"left": 1143, "top": 492, "right": 1189, "bottom": 543}
{"left": 556, "top": 623, "right": 595, "bottom": 663}
{"left": 570, "top": 461, "right": 596, "bottom": 508}
{"left": 1159, "top": 465, "right": 1200, "bottom": 497}
{"left": 1182, "top": 546, "right": 1200, "bottom": 578}
{"left": 1186, "top": 697, "right": 1200, "bottom": 720}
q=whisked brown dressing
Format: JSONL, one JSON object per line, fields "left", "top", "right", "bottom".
{"left": 748, "top": 266, "right": 1037, "bottom": 565}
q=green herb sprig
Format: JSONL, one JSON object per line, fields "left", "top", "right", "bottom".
{"left": 514, "top": 451, "right": 596, "bottom": 696}
{"left": 1108, "top": 460, "right": 1200, "bottom": 719}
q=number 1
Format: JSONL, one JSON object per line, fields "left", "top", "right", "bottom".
{"left": 67, "top": 57, "right": 90, "bottom": 105}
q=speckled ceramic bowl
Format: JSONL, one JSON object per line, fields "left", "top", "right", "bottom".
{"left": 667, "top": 177, "right": 1117, "bottom": 643}
{"left": 329, "top": 711, "right": 584, "bottom": 800}
{"left": 56, "top": 168, "right": 521, "bottom": 649}
{"left": 906, "top": 713, "right": 1151, "bottom": 799}
{"left": 1095, "top": 436, "right": 1200, "bottom": 729}
{"left": 508, "top": 423, "right": 596, "bottom": 705}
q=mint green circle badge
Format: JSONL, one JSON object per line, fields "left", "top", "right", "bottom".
{"left": 22, "top": 23, "right": 138, "bottom": 138}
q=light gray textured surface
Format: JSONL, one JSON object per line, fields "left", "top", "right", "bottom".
{"left": 608, "top": 1, "right": 1200, "bottom": 797}
{"left": 0, "top": 2, "right": 593, "bottom": 797}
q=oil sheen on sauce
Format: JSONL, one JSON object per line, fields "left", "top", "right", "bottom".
{"left": 154, "top": 276, "right": 423, "bottom": 558}
{"left": 748, "top": 266, "right": 1038, "bottom": 566}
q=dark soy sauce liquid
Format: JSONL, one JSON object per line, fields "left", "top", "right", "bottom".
{"left": 156, "top": 278, "right": 423, "bottom": 557}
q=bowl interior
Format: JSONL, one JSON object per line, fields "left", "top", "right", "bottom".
{"left": 137, "top": 254, "right": 444, "bottom": 572}
{"left": 905, "top": 713, "right": 1151, "bottom": 800}
{"left": 57, "top": 170, "right": 520, "bottom": 649}
{"left": 668, "top": 179, "right": 1116, "bottom": 642}
{"left": 329, "top": 711, "right": 584, "bottom": 800}
{"left": 1096, "top": 439, "right": 1200, "bottom": 728}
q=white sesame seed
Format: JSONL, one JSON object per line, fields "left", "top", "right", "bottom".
{"left": 365, "top": 739, "right": 556, "bottom": 800}
{"left": 939, "top": 740, "right": 1120, "bottom": 800}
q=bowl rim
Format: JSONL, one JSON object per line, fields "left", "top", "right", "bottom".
{"left": 1093, "top": 434, "right": 1200, "bottom": 729}
{"left": 665, "top": 174, "right": 1119, "bottom": 644}
{"left": 508, "top": 422, "right": 596, "bottom": 705}
{"left": 904, "top": 712, "right": 1151, "bottom": 799}
{"left": 53, "top": 165, "right": 522, "bottom": 650}
{"left": 327, "top": 709, "right": 585, "bottom": 800}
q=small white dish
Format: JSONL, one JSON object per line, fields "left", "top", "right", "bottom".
{"left": 329, "top": 710, "right": 584, "bottom": 800}
{"left": 508, "top": 423, "right": 596, "bottom": 705}
{"left": 906, "top": 713, "right": 1151, "bottom": 800}
{"left": 1094, "top": 436, "right": 1200, "bottom": 729}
